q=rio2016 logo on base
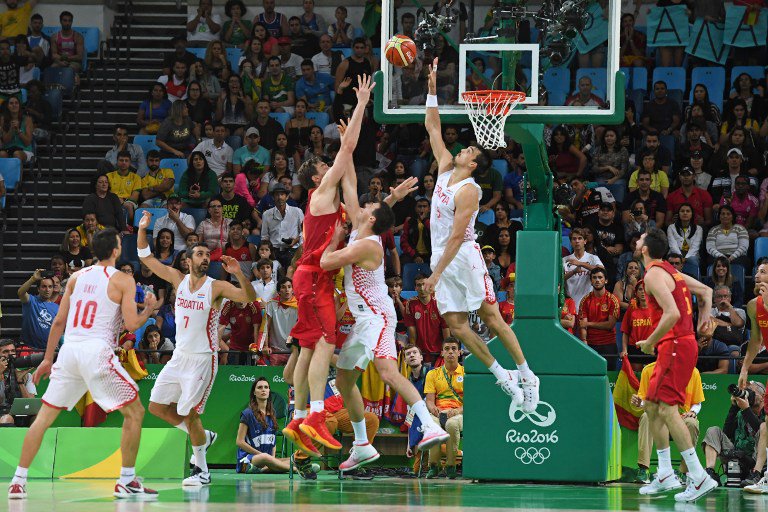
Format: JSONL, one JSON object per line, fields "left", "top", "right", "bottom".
{"left": 506, "top": 399, "right": 558, "bottom": 465}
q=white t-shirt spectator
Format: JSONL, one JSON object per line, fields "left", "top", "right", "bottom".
{"left": 563, "top": 252, "right": 603, "bottom": 312}
{"left": 251, "top": 278, "right": 277, "bottom": 303}
{"left": 311, "top": 51, "right": 332, "bottom": 75}
{"left": 187, "top": 13, "right": 222, "bottom": 43}
{"left": 264, "top": 299, "right": 298, "bottom": 352}
{"left": 281, "top": 53, "right": 303, "bottom": 80}
{"left": 154, "top": 212, "right": 196, "bottom": 251}
{"left": 261, "top": 205, "right": 304, "bottom": 250}
{"left": 192, "top": 139, "right": 233, "bottom": 176}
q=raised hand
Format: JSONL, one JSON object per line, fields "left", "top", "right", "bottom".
{"left": 220, "top": 255, "right": 242, "bottom": 275}
{"left": 353, "top": 74, "right": 375, "bottom": 105}
{"left": 428, "top": 57, "right": 438, "bottom": 96}
{"left": 138, "top": 210, "right": 153, "bottom": 231}
{"left": 144, "top": 291, "right": 157, "bottom": 311}
{"left": 389, "top": 176, "right": 419, "bottom": 202}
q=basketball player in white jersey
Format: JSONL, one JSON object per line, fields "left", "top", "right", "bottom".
{"left": 315, "top": 165, "right": 449, "bottom": 470}
{"left": 422, "top": 57, "right": 540, "bottom": 412}
{"left": 8, "top": 228, "right": 159, "bottom": 500}
{"left": 137, "top": 211, "right": 257, "bottom": 487}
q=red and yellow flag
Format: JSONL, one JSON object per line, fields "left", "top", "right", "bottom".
{"left": 612, "top": 354, "right": 643, "bottom": 430}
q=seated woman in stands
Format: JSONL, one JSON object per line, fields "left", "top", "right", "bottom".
{"left": 0, "top": 97, "right": 34, "bottom": 163}
{"left": 178, "top": 150, "right": 219, "bottom": 208}
{"left": 153, "top": 228, "right": 179, "bottom": 265}
{"left": 156, "top": 100, "right": 196, "bottom": 159}
{"left": 235, "top": 377, "right": 298, "bottom": 474}
{"left": 137, "top": 82, "right": 172, "bottom": 135}
{"left": 136, "top": 324, "right": 173, "bottom": 365}
{"left": 59, "top": 228, "right": 92, "bottom": 272}
{"left": 204, "top": 39, "right": 231, "bottom": 85}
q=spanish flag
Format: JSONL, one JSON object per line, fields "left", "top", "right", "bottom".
{"left": 612, "top": 354, "right": 643, "bottom": 430}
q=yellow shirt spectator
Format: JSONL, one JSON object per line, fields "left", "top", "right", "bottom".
{"left": 0, "top": 1, "right": 33, "bottom": 39}
{"left": 107, "top": 170, "right": 142, "bottom": 201}
{"left": 424, "top": 364, "right": 464, "bottom": 410}
{"left": 628, "top": 169, "right": 670, "bottom": 194}
{"left": 141, "top": 167, "right": 175, "bottom": 198}
{"left": 638, "top": 362, "right": 705, "bottom": 413}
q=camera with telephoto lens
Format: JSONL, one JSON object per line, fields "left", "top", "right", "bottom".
{"left": 553, "top": 183, "right": 574, "bottom": 207}
{"left": 7, "top": 353, "right": 45, "bottom": 369}
{"left": 728, "top": 384, "right": 756, "bottom": 406}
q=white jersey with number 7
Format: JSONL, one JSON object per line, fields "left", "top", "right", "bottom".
{"left": 174, "top": 274, "right": 221, "bottom": 355}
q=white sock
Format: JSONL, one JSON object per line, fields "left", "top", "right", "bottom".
{"left": 193, "top": 444, "right": 208, "bottom": 473}
{"left": 517, "top": 361, "right": 535, "bottom": 380}
{"left": 294, "top": 408, "right": 308, "bottom": 419}
{"left": 175, "top": 422, "right": 189, "bottom": 434}
{"left": 310, "top": 400, "right": 324, "bottom": 414}
{"left": 351, "top": 419, "right": 368, "bottom": 445}
{"left": 119, "top": 466, "right": 136, "bottom": 485}
{"left": 656, "top": 447, "right": 673, "bottom": 476}
{"left": 488, "top": 360, "right": 509, "bottom": 381}
{"left": 680, "top": 447, "right": 707, "bottom": 480}
{"left": 12, "top": 466, "right": 28, "bottom": 485}
{"left": 412, "top": 400, "right": 437, "bottom": 429}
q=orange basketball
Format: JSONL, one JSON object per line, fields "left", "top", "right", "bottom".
{"left": 385, "top": 34, "right": 417, "bottom": 67}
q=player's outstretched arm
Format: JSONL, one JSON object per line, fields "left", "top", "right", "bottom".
{"left": 215, "top": 255, "right": 258, "bottom": 303}
{"left": 120, "top": 275, "right": 157, "bottom": 332}
{"left": 384, "top": 176, "right": 420, "bottom": 208}
{"left": 317, "top": 74, "right": 375, "bottom": 198}
{"left": 424, "top": 57, "right": 452, "bottom": 175}
{"left": 423, "top": 185, "right": 478, "bottom": 294}
{"left": 636, "top": 268, "right": 680, "bottom": 354}
{"left": 338, "top": 118, "right": 361, "bottom": 226}
{"left": 137, "top": 210, "right": 183, "bottom": 287}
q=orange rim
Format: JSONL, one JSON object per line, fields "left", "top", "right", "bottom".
{"left": 462, "top": 90, "right": 526, "bottom": 115}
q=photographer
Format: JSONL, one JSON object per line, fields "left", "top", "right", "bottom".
{"left": 17, "top": 269, "right": 60, "bottom": 350}
{"left": 702, "top": 382, "right": 764, "bottom": 487}
{"left": 0, "top": 340, "right": 38, "bottom": 425}
{"left": 698, "top": 286, "right": 744, "bottom": 374}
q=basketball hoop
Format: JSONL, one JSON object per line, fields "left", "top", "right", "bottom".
{"left": 461, "top": 90, "right": 526, "bottom": 150}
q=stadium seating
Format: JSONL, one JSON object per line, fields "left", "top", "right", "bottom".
{"left": 226, "top": 47, "right": 242, "bottom": 73}
{"left": 159, "top": 158, "right": 187, "bottom": 192}
{"left": 690, "top": 66, "right": 725, "bottom": 112}
{"left": 43, "top": 67, "right": 77, "bottom": 98}
{"left": 575, "top": 68, "right": 606, "bottom": 100}
{"left": 731, "top": 66, "right": 764, "bottom": 86}
{"left": 0, "top": 158, "right": 22, "bottom": 208}
{"left": 543, "top": 67, "right": 570, "bottom": 106}
{"left": 755, "top": 237, "right": 768, "bottom": 263}
{"left": 651, "top": 67, "right": 685, "bottom": 105}
{"left": 402, "top": 263, "right": 432, "bottom": 291}
{"left": 269, "top": 112, "right": 291, "bottom": 129}
{"left": 182, "top": 208, "right": 207, "bottom": 225}
{"left": 306, "top": 112, "right": 330, "bottom": 130}
{"left": 135, "top": 135, "right": 160, "bottom": 156}
{"left": 133, "top": 208, "right": 166, "bottom": 230}
{"left": 476, "top": 209, "right": 494, "bottom": 225}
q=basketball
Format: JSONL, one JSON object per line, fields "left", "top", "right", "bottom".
{"left": 384, "top": 34, "right": 417, "bottom": 67}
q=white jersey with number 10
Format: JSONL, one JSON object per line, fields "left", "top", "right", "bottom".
{"left": 64, "top": 266, "right": 123, "bottom": 348}
{"left": 174, "top": 274, "right": 220, "bottom": 355}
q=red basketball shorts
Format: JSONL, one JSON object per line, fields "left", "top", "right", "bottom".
{"left": 290, "top": 266, "right": 339, "bottom": 349}
{"left": 645, "top": 335, "right": 698, "bottom": 407}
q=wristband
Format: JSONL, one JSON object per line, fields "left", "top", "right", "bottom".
{"left": 426, "top": 94, "right": 438, "bottom": 108}
{"left": 137, "top": 246, "right": 151, "bottom": 258}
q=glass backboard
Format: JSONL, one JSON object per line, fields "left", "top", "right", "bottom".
{"left": 374, "top": 0, "right": 624, "bottom": 125}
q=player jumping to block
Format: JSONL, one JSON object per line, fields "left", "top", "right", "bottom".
{"left": 9, "top": 229, "right": 159, "bottom": 500}
{"left": 137, "top": 210, "right": 258, "bottom": 487}
{"left": 282, "top": 74, "right": 375, "bottom": 456}
{"left": 421, "top": 57, "right": 540, "bottom": 412}
{"left": 317, "top": 165, "right": 450, "bottom": 471}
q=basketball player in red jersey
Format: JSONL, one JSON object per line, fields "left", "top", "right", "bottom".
{"left": 282, "top": 74, "right": 375, "bottom": 455}
{"left": 635, "top": 228, "right": 718, "bottom": 501}
{"left": 739, "top": 262, "right": 768, "bottom": 493}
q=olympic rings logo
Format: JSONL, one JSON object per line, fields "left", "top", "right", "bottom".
{"left": 508, "top": 400, "right": 557, "bottom": 427}
{"left": 514, "top": 447, "right": 551, "bottom": 465}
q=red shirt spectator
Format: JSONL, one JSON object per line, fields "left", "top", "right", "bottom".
{"left": 578, "top": 269, "right": 620, "bottom": 347}
{"left": 219, "top": 301, "right": 262, "bottom": 352}
{"left": 722, "top": 177, "right": 759, "bottom": 227}
{"left": 621, "top": 300, "right": 654, "bottom": 349}
{"left": 499, "top": 275, "right": 515, "bottom": 325}
{"left": 561, "top": 297, "right": 577, "bottom": 334}
{"left": 499, "top": 300, "right": 514, "bottom": 325}
{"left": 404, "top": 277, "right": 449, "bottom": 364}
{"left": 665, "top": 169, "right": 713, "bottom": 225}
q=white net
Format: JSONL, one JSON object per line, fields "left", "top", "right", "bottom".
{"left": 462, "top": 91, "right": 525, "bottom": 151}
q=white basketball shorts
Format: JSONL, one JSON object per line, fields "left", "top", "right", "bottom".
{"left": 149, "top": 351, "right": 217, "bottom": 416}
{"left": 337, "top": 310, "right": 397, "bottom": 372}
{"left": 432, "top": 242, "right": 496, "bottom": 314}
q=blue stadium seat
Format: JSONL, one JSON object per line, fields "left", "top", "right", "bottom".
{"left": 135, "top": 135, "right": 160, "bottom": 157}
{"left": 652, "top": 67, "right": 686, "bottom": 93}
{"left": 339, "top": 48, "right": 352, "bottom": 58}
{"left": 269, "top": 112, "right": 291, "bottom": 129}
{"left": 492, "top": 159, "right": 508, "bottom": 177}
{"left": 74, "top": 27, "right": 100, "bottom": 55}
{"left": 41, "top": 27, "right": 56, "bottom": 37}
{"left": 247, "top": 234, "right": 261, "bottom": 245}
{"left": 756, "top": 237, "right": 768, "bottom": 263}
{"left": 562, "top": 234, "right": 572, "bottom": 253}
{"left": 352, "top": 27, "right": 364, "bottom": 39}
{"left": 497, "top": 292, "right": 507, "bottom": 302}
{"left": 20, "top": 88, "right": 26, "bottom": 104}
{"left": 134, "top": 318, "right": 156, "bottom": 346}
{"left": 575, "top": 68, "right": 606, "bottom": 100}
{"left": 159, "top": 158, "right": 187, "bottom": 192}
{"left": 400, "top": 291, "right": 417, "bottom": 300}
{"left": 0, "top": 157, "right": 21, "bottom": 208}
{"left": 543, "top": 67, "right": 571, "bottom": 98}
{"left": 225, "top": 135, "right": 242, "bottom": 150}
{"left": 306, "top": 112, "right": 329, "bottom": 130}
{"left": 182, "top": 207, "right": 207, "bottom": 225}
{"left": 43, "top": 67, "right": 76, "bottom": 98}
{"left": 402, "top": 263, "right": 432, "bottom": 291}
{"left": 731, "top": 66, "right": 764, "bottom": 87}
{"left": 188, "top": 48, "right": 206, "bottom": 59}
{"left": 477, "top": 209, "right": 494, "bottom": 225}
{"left": 690, "top": 66, "right": 725, "bottom": 112}
{"left": 631, "top": 67, "right": 648, "bottom": 92}
{"left": 394, "top": 235, "right": 401, "bottom": 255}
{"left": 226, "top": 47, "right": 242, "bottom": 73}
{"left": 619, "top": 67, "right": 631, "bottom": 90}
{"left": 133, "top": 208, "right": 167, "bottom": 230}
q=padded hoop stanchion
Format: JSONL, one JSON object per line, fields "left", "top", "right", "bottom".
{"left": 461, "top": 90, "right": 526, "bottom": 150}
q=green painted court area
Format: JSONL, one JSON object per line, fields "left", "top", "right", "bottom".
{"left": 9, "top": 472, "right": 768, "bottom": 512}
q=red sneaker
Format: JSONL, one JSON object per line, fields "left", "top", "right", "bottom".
{"left": 8, "top": 483, "right": 26, "bottom": 499}
{"left": 113, "top": 478, "right": 158, "bottom": 499}
{"left": 283, "top": 418, "right": 322, "bottom": 457}
{"left": 300, "top": 411, "right": 342, "bottom": 450}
